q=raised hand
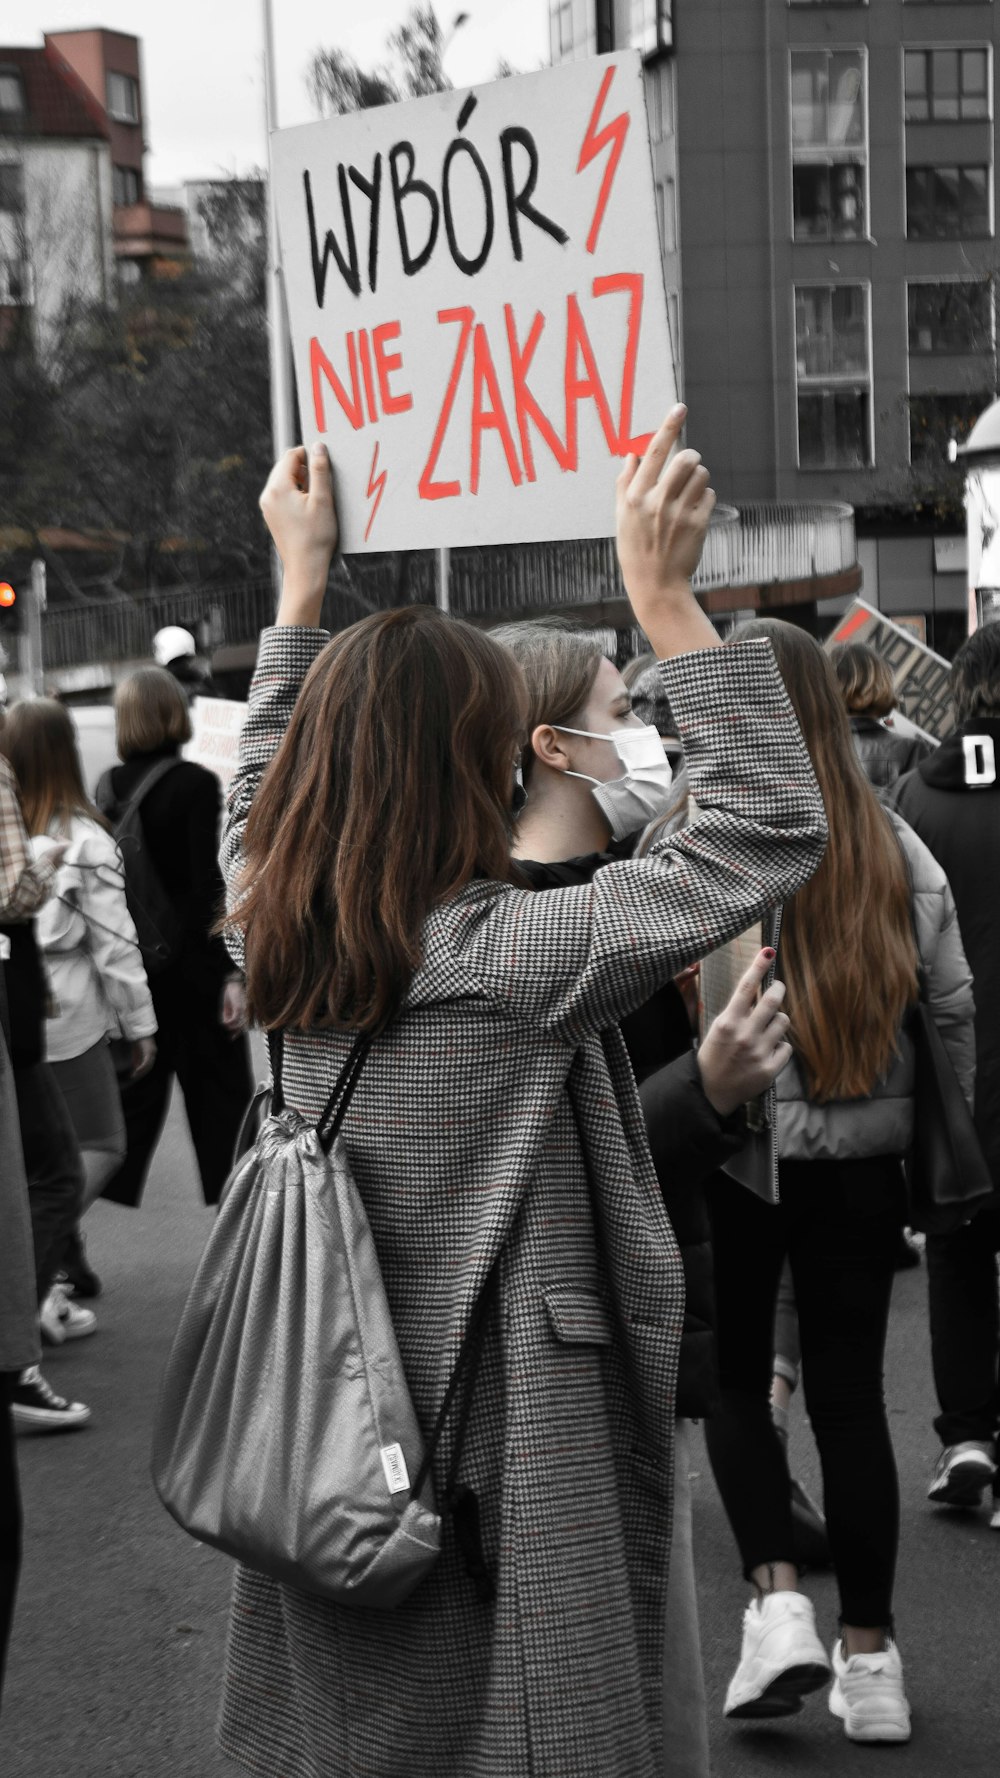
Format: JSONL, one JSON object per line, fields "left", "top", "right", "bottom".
{"left": 615, "top": 405, "right": 719, "bottom": 660}
{"left": 260, "top": 442, "right": 339, "bottom": 626}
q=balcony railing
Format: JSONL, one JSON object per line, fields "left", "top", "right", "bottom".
{"left": 25, "top": 502, "right": 858, "bottom": 676}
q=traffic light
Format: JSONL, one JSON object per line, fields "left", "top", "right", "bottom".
{"left": 0, "top": 583, "right": 15, "bottom": 609}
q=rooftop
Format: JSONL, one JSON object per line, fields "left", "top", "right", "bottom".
{"left": 0, "top": 44, "right": 109, "bottom": 140}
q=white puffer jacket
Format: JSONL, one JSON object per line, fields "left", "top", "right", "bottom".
{"left": 32, "top": 815, "right": 156, "bottom": 1065}
{"left": 776, "top": 809, "right": 975, "bottom": 1161}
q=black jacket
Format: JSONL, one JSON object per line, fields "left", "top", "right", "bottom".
{"left": 520, "top": 848, "right": 745, "bottom": 1417}
{"left": 97, "top": 746, "right": 233, "bottom": 1002}
{"left": 850, "top": 715, "right": 932, "bottom": 793}
{"left": 893, "top": 718, "right": 1000, "bottom": 1195}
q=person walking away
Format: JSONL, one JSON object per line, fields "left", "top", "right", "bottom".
{"left": 0, "top": 957, "right": 41, "bottom": 1698}
{"left": 492, "top": 615, "right": 795, "bottom": 1778}
{"left": 830, "top": 641, "right": 932, "bottom": 792}
{"left": 211, "top": 413, "right": 827, "bottom": 1778}
{"left": 893, "top": 623, "right": 1000, "bottom": 1519}
{"left": 0, "top": 747, "right": 90, "bottom": 1430}
{"left": 704, "top": 618, "right": 974, "bottom": 1745}
{"left": 1, "top": 701, "right": 157, "bottom": 1307}
{"left": 96, "top": 669, "right": 251, "bottom": 1207}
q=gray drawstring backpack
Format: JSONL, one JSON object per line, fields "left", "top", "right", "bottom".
{"left": 151, "top": 1033, "right": 497, "bottom": 1608}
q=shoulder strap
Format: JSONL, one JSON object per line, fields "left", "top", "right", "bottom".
{"left": 117, "top": 757, "right": 184, "bottom": 828}
{"left": 887, "top": 815, "right": 926, "bottom": 1003}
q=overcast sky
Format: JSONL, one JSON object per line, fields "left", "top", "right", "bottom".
{"left": 11, "top": 1, "right": 551, "bottom": 188}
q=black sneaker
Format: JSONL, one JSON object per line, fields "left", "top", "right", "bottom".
{"left": 11, "top": 1366, "right": 91, "bottom": 1433}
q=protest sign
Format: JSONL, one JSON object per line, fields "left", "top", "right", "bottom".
{"left": 825, "top": 600, "right": 955, "bottom": 742}
{"left": 270, "top": 52, "right": 676, "bottom": 553}
{"left": 185, "top": 698, "right": 247, "bottom": 793}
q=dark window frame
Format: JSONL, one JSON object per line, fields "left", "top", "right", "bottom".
{"left": 906, "top": 165, "right": 991, "bottom": 239}
{"left": 904, "top": 46, "right": 991, "bottom": 123}
{"left": 908, "top": 280, "right": 993, "bottom": 354}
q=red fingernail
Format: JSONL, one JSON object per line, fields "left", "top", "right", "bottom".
{"left": 762, "top": 948, "right": 776, "bottom": 961}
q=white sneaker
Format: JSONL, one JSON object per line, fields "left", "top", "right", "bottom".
{"left": 828, "top": 1637, "right": 911, "bottom": 1743}
{"left": 928, "top": 1440, "right": 995, "bottom": 1508}
{"left": 40, "top": 1282, "right": 97, "bottom": 1345}
{"left": 723, "top": 1591, "right": 831, "bottom": 1718}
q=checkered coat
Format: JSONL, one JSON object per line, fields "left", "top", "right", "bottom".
{"left": 217, "top": 627, "right": 826, "bottom": 1778}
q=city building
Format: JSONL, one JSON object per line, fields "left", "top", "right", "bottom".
{"left": 550, "top": 0, "right": 1000, "bottom": 651}
{"left": 0, "top": 40, "right": 114, "bottom": 346}
{"left": 45, "top": 28, "right": 188, "bottom": 282}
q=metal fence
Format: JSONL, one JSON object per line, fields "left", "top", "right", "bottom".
{"left": 24, "top": 501, "right": 857, "bottom": 673}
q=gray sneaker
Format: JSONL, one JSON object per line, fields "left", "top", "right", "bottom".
{"left": 928, "top": 1440, "right": 995, "bottom": 1508}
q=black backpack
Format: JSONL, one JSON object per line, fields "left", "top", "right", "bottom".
{"left": 96, "top": 759, "right": 184, "bottom": 976}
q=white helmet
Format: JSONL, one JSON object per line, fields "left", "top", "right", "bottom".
{"left": 153, "top": 626, "right": 196, "bottom": 668}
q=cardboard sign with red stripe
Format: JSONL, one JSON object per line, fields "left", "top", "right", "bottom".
{"left": 825, "top": 600, "right": 954, "bottom": 741}
{"left": 270, "top": 52, "right": 676, "bottom": 553}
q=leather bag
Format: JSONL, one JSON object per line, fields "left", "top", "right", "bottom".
{"left": 152, "top": 1033, "right": 496, "bottom": 1608}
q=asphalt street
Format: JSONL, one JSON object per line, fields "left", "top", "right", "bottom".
{"left": 1, "top": 1078, "right": 998, "bottom": 1778}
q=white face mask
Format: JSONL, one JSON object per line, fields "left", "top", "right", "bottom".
{"left": 553, "top": 723, "right": 675, "bottom": 841}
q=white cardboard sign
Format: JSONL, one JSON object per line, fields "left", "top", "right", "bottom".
{"left": 185, "top": 698, "right": 247, "bottom": 793}
{"left": 271, "top": 52, "right": 676, "bottom": 553}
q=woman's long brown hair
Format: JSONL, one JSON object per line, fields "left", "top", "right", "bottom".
{"left": 234, "top": 607, "right": 526, "bottom": 1035}
{"left": 735, "top": 619, "right": 918, "bottom": 1102}
{"left": 0, "top": 700, "right": 110, "bottom": 836}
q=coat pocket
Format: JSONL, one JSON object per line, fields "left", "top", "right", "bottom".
{"left": 542, "top": 1284, "right": 614, "bottom": 1346}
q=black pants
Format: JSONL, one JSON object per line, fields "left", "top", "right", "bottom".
{"left": 103, "top": 979, "right": 253, "bottom": 1208}
{"left": 926, "top": 1205, "right": 1000, "bottom": 1448}
{"left": 13, "top": 1061, "right": 85, "bottom": 1302}
{"left": 0, "top": 1373, "right": 21, "bottom": 1708}
{"left": 705, "top": 1159, "right": 904, "bottom": 1629}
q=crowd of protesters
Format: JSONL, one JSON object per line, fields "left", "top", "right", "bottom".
{"left": 1, "top": 413, "right": 999, "bottom": 1772}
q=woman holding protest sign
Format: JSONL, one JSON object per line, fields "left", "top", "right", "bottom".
{"left": 215, "top": 408, "right": 826, "bottom": 1778}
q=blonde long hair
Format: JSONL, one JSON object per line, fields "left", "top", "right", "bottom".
{"left": 735, "top": 620, "right": 919, "bottom": 1102}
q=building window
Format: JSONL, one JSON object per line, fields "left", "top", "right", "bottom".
{"left": 112, "top": 165, "right": 141, "bottom": 207}
{"left": 790, "top": 49, "right": 868, "bottom": 240}
{"left": 906, "top": 165, "right": 990, "bottom": 237}
{"left": 908, "top": 281, "right": 993, "bottom": 353}
{"left": 904, "top": 49, "right": 991, "bottom": 122}
{"left": 791, "top": 50, "right": 865, "bottom": 148}
{"left": 0, "top": 258, "right": 32, "bottom": 305}
{"left": 909, "top": 392, "right": 992, "bottom": 467}
{"left": 630, "top": 0, "right": 673, "bottom": 56}
{"left": 106, "top": 71, "right": 139, "bottom": 123}
{"left": 795, "top": 284, "right": 872, "bottom": 469}
{"left": 657, "top": 177, "right": 677, "bottom": 252}
{"left": 0, "top": 164, "right": 24, "bottom": 212}
{"left": 0, "top": 68, "right": 25, "bottom": 114}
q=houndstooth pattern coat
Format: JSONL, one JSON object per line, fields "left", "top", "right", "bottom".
{"left": 217, "top": 627, "right": 826, "bottom": 1778}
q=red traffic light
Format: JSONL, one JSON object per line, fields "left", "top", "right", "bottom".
{"left": 0, "top": 583, "right": 16, "bottom": 608}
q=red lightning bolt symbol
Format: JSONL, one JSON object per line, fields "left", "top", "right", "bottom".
{"left": 365, "top": 439, "right": 387, "bottom": 542}
{"left": 576, "top": 66, "right": 630, "bottom": 256}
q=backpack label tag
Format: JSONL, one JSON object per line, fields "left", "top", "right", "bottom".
{"left": 380, "top": 1442, "right": 410, "bottom": 1495}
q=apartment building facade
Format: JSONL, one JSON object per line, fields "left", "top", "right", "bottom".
{"left": 0, "top": 26, "right": 187, "bottom": 351}
{"left": 550, "top": 0, "right": 1000, "bottom": 650}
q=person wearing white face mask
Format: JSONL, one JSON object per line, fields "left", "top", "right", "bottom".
{"left": 491, "top": 617, "right": 794, "bottom": 1778}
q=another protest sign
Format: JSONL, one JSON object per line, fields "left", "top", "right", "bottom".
{"left": 270, "top": 52, "right": 676, "bottom": 552}
{"left": 185, "top": 698, "right": 247, "bottom": 793}
{"left": 825, "top": 600, "right": 955, "bottom": 742}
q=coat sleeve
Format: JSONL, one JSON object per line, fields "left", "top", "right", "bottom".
{"left": 441, "top": 639, "right": 827, "bottom": 1040}
{"left": 222, "top": 627, "right": 331, "bottom": 972}
{"left": 223, "top": 630, "right": 828, "bottom": 1040}
{"left": 69, "top": 829, "right": 157, "bottom": 1042}
{"left": 638, "top": 1048, "right": 746, "bottom": 1189}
